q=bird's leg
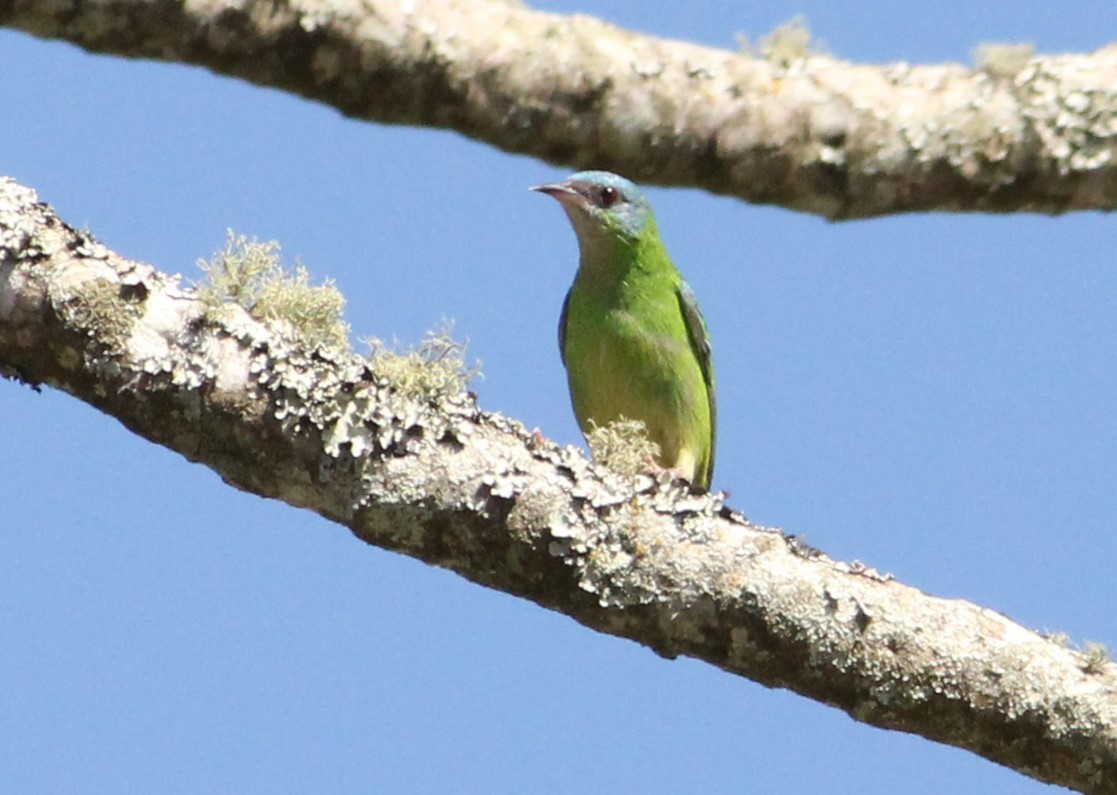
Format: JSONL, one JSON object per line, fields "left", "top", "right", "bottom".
{"left": 643, "top": 460, "right": 692, "bottom": 487}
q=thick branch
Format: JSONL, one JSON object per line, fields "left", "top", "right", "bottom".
{"left": 3, "top": 177, "right": 1117, "bottom": 792}
{"left": 2, "top": 0, "right": 1116, "bottom": 218}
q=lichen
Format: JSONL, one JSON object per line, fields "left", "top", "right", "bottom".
{"left": 364, "top": 325, "right": 481, "bottom": 402}
{"left": 196, "top": 231, "right": 350, "bottom": 351}
{"left": 974, "top": 42, "right": 1035, "bottom": 78}
{"left": 1081, "top": 641, "right": 1111, "bottom": 674}
{"left": 1044, "top": 631, "right": 1071, "bottom": 647}
{"left": 58, "top": 277, "right": 140, "bottom": 354}
{"left": 1018, "top": 55, "right": 1117, "bottom": 175}
{"left": 760, "top": 16, "right": 824, "bottom": 64}
{"left": 583, "top": 417, "right": 659, "bottom": 479}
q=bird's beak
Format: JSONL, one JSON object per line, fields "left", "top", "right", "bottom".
{"left": 530, "top": 182, "right": 571, "bottom": 196}
{"left": 531, "top": 181, "right": 582, "bottom": 207}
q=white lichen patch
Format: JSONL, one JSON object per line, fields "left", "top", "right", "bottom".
{"left": 1018, "top": 53, "right": 1117, "bottom": 175}
{"left": 542, "top": 441, "right": 736, "bottom": 609}
{"left": 320, "top": 386, "right": 382, "bottom": 458}
{"left": 0, "top": 180, "right": 46, "bottom": 269}
{"left": 213, "top": 308, "right": 488, "bottom": 518}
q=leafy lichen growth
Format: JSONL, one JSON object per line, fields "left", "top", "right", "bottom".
{"left": 1082, "top": 641, "right": 1112, "bottom": 674}
{"left": 365, "top": 325, "right": 481, "bottom": 401}
{"left": 197, "top": 231, "right": 350, "bottom": 350}
{"left": 1044, "top": 631, "right": 1071, "bottom": 648}
{"left": 974, "top": 42, "right": 1036, "bottom": 78}
{"left": 584, "top": 418, "right": 660, "bottom": 479}
{"left": 60, "top": 278, "right": 141, "bottom": 354}
{"left": 760, "top": 16, "right": 824, "bottom": 63}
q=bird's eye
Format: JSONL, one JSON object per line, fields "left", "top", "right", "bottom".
{"left": 600, "top": 186, "right": 619, "bottom": 207}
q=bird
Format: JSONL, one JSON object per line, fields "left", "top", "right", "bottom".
{"left": 532, "top": 170, "right": 716, "bottom": 490}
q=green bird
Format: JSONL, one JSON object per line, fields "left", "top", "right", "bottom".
{"left": 532, "top": 170, "right": 716, "bottom": 489}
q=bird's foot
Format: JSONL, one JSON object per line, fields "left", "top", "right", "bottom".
{"left": 643, "top": 462, "right": 690, "bottom": 486}
{"left": 640, "top": 460, "right": 711, "bottom": 494}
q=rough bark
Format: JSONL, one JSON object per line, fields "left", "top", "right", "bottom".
{"left": 1, "top": 0, "right": 1116, "bottom": 218}
{"left": 3, "top": 177, "right": 1117, "bottom": 792}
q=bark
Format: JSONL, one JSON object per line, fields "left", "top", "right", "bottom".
{"left": 3, "top": 176, "right": 1117, "bottom": 792}
{"left": 1, "top": 0, "right": 1116, "bottom": 218}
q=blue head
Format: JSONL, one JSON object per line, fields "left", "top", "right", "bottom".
{"left": 532, "top": 171, "right": 655, "bottom": 249}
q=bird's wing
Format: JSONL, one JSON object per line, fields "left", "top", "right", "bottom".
{"left": 677, "top": 280, "right": 716, "bottom": 472}
{"left": 557, "top": 287, "right": 572, "bottom": 366}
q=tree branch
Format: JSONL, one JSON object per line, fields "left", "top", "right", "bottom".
{"left": 2, "top": 176, "right": 1116, "bottom": 792}
{"left": 2, "top": 0, "right": 1116, "bottom": 218}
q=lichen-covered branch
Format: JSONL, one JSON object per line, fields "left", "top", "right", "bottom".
{"left": 3, "top": 177, "right": 1117, "bottom": 792}
{"left": 2, "top": 0, "right": 1116, "bottom": 218}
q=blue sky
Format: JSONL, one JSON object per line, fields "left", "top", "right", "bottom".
{"left": 2, "top": 2, "right": 1115, "bottom": 792}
